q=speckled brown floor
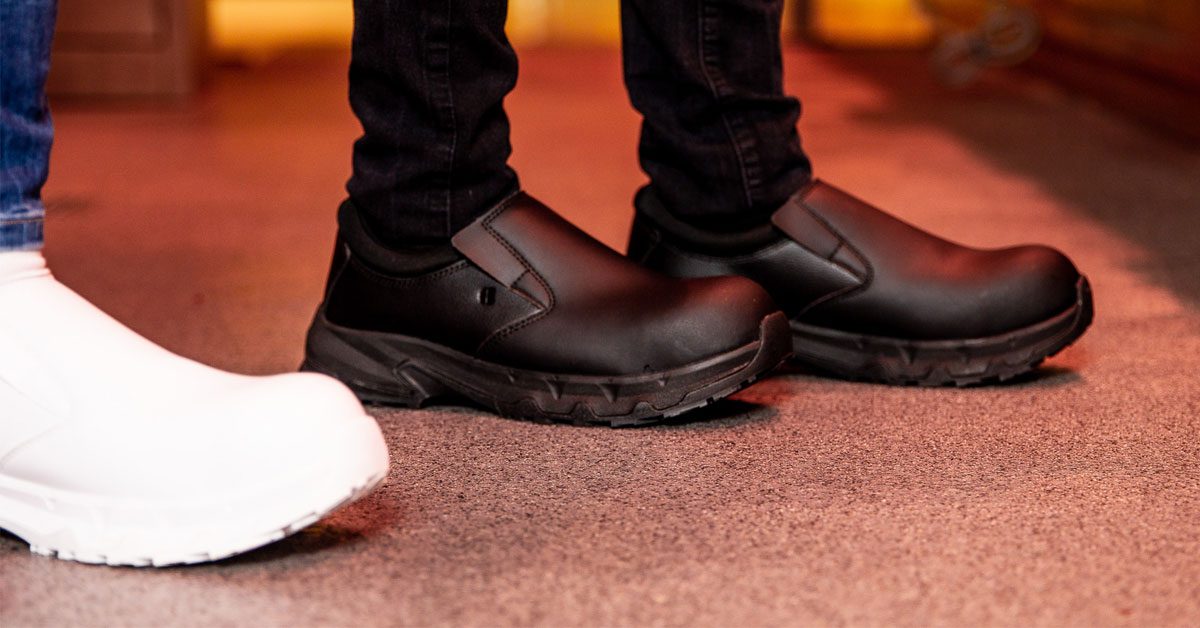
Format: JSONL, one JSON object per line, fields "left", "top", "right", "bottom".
{"left": 2, "top": 46, "right": 1198, "bottom": 627}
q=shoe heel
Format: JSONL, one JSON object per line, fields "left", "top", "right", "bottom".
{"left": 302, "top": 313, "right": 450, "bottom": 408}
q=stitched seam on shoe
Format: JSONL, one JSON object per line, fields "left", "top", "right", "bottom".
{"left": 794, "top": 258, "right": 873, "bottom": 320}
{"left": 347, "top": 256, "right": 470, "bottom": 286}
{"left": 504, "top": 269, "right": 547, "bottom": 310}
{"left": 800, "top": 202, "right": 874, "bottom": 284}
{"left": 795, "top": 282, "right": 865, "bottom": 320}
{"left": 792, "top": 204, "right": 876, "bottom": 319}
{"left": 474, "top": 209, "right": 556, "bottom": 354}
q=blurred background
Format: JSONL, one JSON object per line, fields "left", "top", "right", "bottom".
{"left": 48, "top": 0, "right": 1200, "bottom": 139}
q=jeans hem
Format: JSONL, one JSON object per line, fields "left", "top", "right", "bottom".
{"left": 0, "top": 217, "right": 46, "bottom": 252}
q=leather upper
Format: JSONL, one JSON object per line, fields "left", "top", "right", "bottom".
{"left": 629, "top": 180, "right": 1082, "bottom": 340}
{"left": 323, "top": 193, "right": 780, "bottom": 375}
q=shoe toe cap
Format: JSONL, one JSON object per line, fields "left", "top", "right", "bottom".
{"left": 925, "top": 244, "right": 1082, "bottom": 338}
{"left": 663, "top": 275, "right": 782, "bottom": 360}
{"left": 938, "top": 244, "right": 1082, "bottom": 337}
{"left": 992, "top": 244, "right": 1082, "bottom": 325}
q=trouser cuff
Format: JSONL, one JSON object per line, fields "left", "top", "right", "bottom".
{"left": 0, "top": 217, "right": 45, "bottom": 251}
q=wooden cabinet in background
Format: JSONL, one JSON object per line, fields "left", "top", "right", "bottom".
{"left": 48, "top": 0, "right": 206, "bottom": 97}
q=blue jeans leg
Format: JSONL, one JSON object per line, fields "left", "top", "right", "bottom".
{"left": 1, "top": 0, "right": 57, "bottom": 252}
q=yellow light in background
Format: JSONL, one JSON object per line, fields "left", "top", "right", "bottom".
{"left": 207, "top": 0, "right": 917, "bottom": 60}
{"left": 207, "top": 0, "right": 627, "bottom": 59}
{"left": 808, "top": 0, "right": 934, "bottom": 48}
{"left": 209, "top": 0, "right": 354, "bottom": 59}
{"left": 507, "top": 0, "right": 620, "bottom": 45}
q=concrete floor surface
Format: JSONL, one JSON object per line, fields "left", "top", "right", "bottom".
{"left": 2, "top": 47, "right": 1199, "bottom": 626}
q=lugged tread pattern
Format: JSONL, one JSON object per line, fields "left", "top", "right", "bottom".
{"left": 791, "top": 277, "right": 1094, "bottom": 386}
{"left": 304, "top": 312, "right": 793, "bottom": 427}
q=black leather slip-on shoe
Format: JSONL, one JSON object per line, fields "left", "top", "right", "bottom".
{"left": 629, "top": 180, "right": 1094, "bottom": 386}
{"left": 303, "top": 192, "right": 792, "bottom": 426}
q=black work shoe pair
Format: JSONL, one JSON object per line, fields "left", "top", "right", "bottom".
{"left": 305, "top": 183, "right": 1093, "bottom": 425}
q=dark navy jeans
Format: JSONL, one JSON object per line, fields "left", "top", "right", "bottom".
{"left": 0, "top": 0, "right": 55, "bottom": 251}
{"left": 348, "top": 0, "right": 813, "bottom": 246}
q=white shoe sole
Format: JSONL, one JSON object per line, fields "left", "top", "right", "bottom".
{"left": 0, "top": 415, "right": 388, "bottom": 567}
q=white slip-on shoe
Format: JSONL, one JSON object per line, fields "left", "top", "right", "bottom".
{"left": 0, "top": 252, "right": 389, "bottom": 567}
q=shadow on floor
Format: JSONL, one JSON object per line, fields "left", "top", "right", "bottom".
{"left": 820, "top": 51, "right": 1200, "bottom": 308}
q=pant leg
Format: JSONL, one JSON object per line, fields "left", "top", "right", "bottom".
{"left": 0, "top": 0, "right": 56, "bottom": 251}
{"left": 347, "top": 0, "right": 520, "bottom": 247}
{"left": 620, "top": 0, "right": 812, "bottom": 229}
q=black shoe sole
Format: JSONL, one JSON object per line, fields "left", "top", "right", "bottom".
{"left": 302, "top": 311, "right": 793, "bottom": 427}
{"left": 789, "top": 276, "right": 1095, "bottom": 386}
